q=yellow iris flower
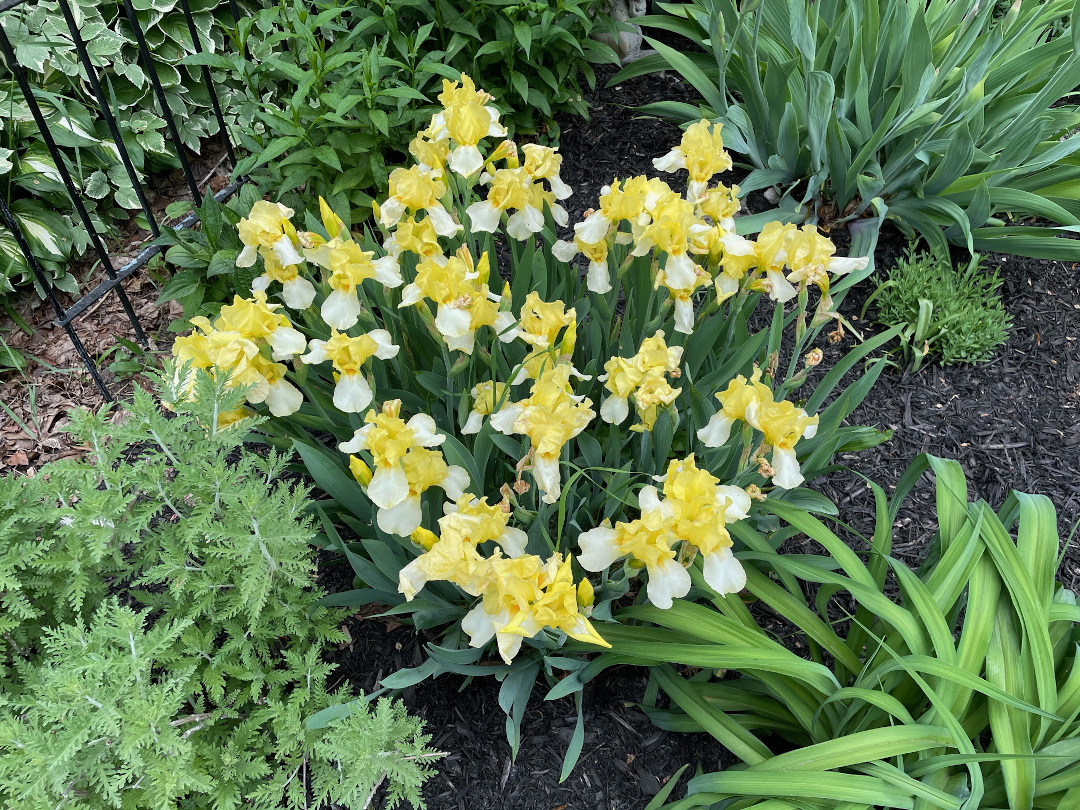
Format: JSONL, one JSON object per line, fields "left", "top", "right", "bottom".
{"left": 339, "top": 400, "right": 470, "bottom": 536}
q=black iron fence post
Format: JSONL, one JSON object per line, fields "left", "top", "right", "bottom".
{"left": 0, "top": 0, "right": 247, "bottom": 400}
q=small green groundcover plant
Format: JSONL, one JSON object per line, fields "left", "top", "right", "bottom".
{"left": 0, "top": 372, "right": 437, "bottom": 809}
{"left": 164, "top": 72, "right": 900, "bottom": 768}
{"left": 869, "top": 247, "right": 1012, "bottom": 370}
{"left": 612, "top": 455, "right": 1080, "bottom": 809}
{"left": 618, "top": 0, "right": 1080, "bottom": 263}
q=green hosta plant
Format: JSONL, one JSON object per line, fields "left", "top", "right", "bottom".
{"left": 0, "top": 372, "right": 437, "bottom": 809}
{"left": 0, "top": 0, "right": 250, "bottom": 301}
{"left": 165, "top": 74, "right": 897, "bottom": 767}
{"left": 592, "top": 455, "right": 1080, "bottom": 809}
{"left": 868, "top": 247, "right": 1012, "bottom": 369}
{"left": 616, "top": 0, "right": 1080, "bottom": 262}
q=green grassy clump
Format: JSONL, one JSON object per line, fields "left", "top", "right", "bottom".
{"left": 873, "top": 248, "right": 1012, "bottom": 368}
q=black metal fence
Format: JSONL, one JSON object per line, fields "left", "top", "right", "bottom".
{"left": 0, "top": 0, "right": 245, "bottom": 400}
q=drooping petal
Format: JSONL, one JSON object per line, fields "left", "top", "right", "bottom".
{"left": 575, "top": 210, "right": 611, "bottom": 244}
{"left": 441, "top": 465, "right": 471, "bottom": 500}
{"left": 267, "top": 326, "right": 307, "bottom": 360}
{"left": 576, "top": 526, "right": 623, "bottom": 572}
{"left": 435, "top": 304, "right": 473, "bottom": 339}
{"left": 766, "top": 269, "right": 798, "bottom": 304}
{"left": 645, "top": 558, "right": 692, "bottom": 609}
{"left": 282, "top": 276, "right": 317, "bottom": 309}
{"left": 379, "top": 197, "right": 406, "bottom": 228}
{"left": 466, "top": 200, "right": 502, "bottom": 232}
{"left": 272, "top": 235, "right": 304, "bottom": 267}
{"left": 377, "top": 495, "right": 423, "bottom": 537}
{"left": 321, "top": 289, "right": 362, "bottom": 330}
{"left": 696, "top": 412, "right": 734, "bottom": 447}
{"left": 265, "top": 378, "right": 303, "bottom": 416}
{"left": 372, "top": 255, "right": 404, "bottom": 287}
{"left": 499, "top": 527, "right": 528, "bottom": 558}
{"left": 494, "top": 311, "right": 521, "bottom": 343}
{"left": 552, "top": 239, "right": 579, "bottom": 263}
{"left": 398, "top": 557, "right": 428, "bottom": 601}
{"left": 702, "top": 547, "right": 746, "bottom": 595}
{"left": 548, "top": 175, "right": 573, "bottom": 200}
{"left": 652, "top": 148, "right": 686, "bottom": 173}
{"left": 770, "top": 446, "right": 804, "bottom": 490}
{"left": 334, "top": 372, "right": 374, "bottom": 413}
{"left": 444, "top": 331, "right": 476, "bottom": 354}
{"left": 533, "top": 453, "right": 562, "bottom": 504}
{"left": 448, "top": 144, "right": 485, "bottom": 177}
{"left": 301, "top": 339, "right": 330, "bottom": 365}
{"left": 600, "top": 394, "right": 629, "bottom": 424}
{"left": 407, "top": 414, "right": 444, "bottom": 447}
{"left": 236, "top": 244, "right": 258, "bottom": 268}
{"left": 461, "top": 604, "right": 498, "bottom": 648}
{"left": 663, "top": 253, "right": 698, "bottom": 289}
{"left": 426, "top": 203, "right": 459, "bottom": 237}
{"left": 462, "top": 410, "right": 485, "bottom": 434}
{"left": 674, "top": 297, "right": 695, "bottom": 334}
{"left": 368, "top": 463, "right": 410, "bottom": 509}
{"left": 587, "top": 259, "right": 611, "bottom": 294}
{"left": 338, "top": 424, "right": 373, "bottom": 453}
{"left": 368, "top": 329, "right": 401, "bottom": 360}
{"left": 489, "top": 403, "right": 524, "bottom": 435}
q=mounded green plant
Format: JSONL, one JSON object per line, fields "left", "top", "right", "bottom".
{"left": 615, "top": 0, "right": 1080, "bottom": 263}
{"left": 185, "top": 0, "right": 619, "bottom": 226}
{"left": 868, "top": 247, "right": 1012, "bottom": 370}
{"left": 0, "top": 371, "right": 437, "bottom": 809}
{"left": 583, "top": 455, "right": 1080, "bottom": 809}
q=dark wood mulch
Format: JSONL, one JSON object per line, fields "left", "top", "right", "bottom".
{"left": 336, "top": 63, "right": 1079, "bottom": 807}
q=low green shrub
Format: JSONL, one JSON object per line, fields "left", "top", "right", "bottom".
{"left": 593, "top": 455, "right": 1080, "bottom": 809}
{"left": 0, "top": 372, "right": 436, "bottom": 809}
{"left": 617, "top": 0, "right": 1080, "bottom": 263}
{"left": 188, "top": 0, "right": 619, "bottom": 224}
{"left": 869, "top": 248, "right": 1012, "bottom": 369}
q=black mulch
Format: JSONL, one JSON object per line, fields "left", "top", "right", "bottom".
{"left": 321, "top": 64, "right": 1080, "bottom": 808}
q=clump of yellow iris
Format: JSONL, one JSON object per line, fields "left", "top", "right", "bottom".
{"left": 170, "top": 73, "right": 872, "bottom": 668}
{"left": 173, "top": 291, "right": 306, "bottom": 419}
